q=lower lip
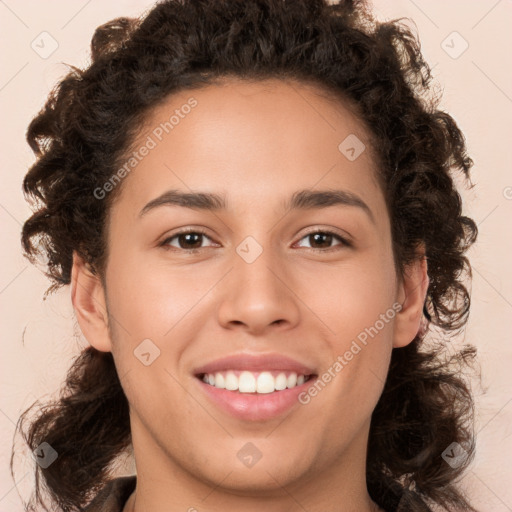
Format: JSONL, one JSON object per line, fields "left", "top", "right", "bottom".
{"left": 196, "top": 376, "right": 317, "bottom": 421}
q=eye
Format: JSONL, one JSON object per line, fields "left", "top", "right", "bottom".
{"left": 160, "top": 228, "right": 217, "bottom": 253}
{"left": 294, "top": 229, "right": 351, "bottom": 251}
{"left": 160, "top": 227, "right": 351, "bottom": 254}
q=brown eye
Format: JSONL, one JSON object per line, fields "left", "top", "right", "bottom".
{"left": 161, "top": 229, "right": 215, "bottom": 252}
{"left": 308, "top": 232, "right": 334, "bottom": 249}
{"left": 295, "top": 230, "right": 350, "bottom": 251}
{"left": 175, "top": 232, "right": 204, "bottom": 249}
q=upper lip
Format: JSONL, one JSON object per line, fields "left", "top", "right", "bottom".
{"left": 193, "top": 352, "right": 317, "bottom": 376}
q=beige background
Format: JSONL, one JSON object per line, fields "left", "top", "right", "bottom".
{"left": 1, "top": 0, "right": 511, "bottom": 510}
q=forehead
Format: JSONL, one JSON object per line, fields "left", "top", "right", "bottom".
{"left": 111, "top": 77, "right": 384, "bottom": 220}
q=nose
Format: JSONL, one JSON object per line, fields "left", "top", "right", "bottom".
{"left": 216, "top": 243, "right": 300, "bottom": 335}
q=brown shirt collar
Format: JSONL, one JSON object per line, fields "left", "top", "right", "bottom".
{"left": 82, "top": 476, "right": 136, "bottom": 512}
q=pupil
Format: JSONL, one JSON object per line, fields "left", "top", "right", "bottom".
{"left": 181, "top": 233, "right": 202, "bottom": 248}
{"left": 312, "top": 233, "right": 331, "bottom": 248}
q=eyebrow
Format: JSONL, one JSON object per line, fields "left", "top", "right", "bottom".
{"left": 139, "top": 188, "right": 374, "bottom": 223}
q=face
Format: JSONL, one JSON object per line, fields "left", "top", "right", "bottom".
{"left": 74, "top": 78, "right": 424, "bottom": 500}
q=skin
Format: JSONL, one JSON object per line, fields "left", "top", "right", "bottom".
{"left": 71, "top": 78, "right": 428, "bottom": 512}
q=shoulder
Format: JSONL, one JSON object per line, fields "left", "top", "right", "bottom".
{"left": 83, "top": 475, "right": 136, "bottom": 512}
{"left": 371, "top": 479, "right": 433, "bottom": 512}
{"left": 396, "top": 488, "right": 433, "bottom": 511}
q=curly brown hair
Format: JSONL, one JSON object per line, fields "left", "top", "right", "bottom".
{"left": 13, "top": 0, "right": 479, "bottom": 511}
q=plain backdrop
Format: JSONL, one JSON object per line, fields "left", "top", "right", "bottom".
{"left": 1, "top": 1, "right": 511, "bottom": 510}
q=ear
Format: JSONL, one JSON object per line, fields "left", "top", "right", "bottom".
{"left": 393, "top": 246, "right": 429, "bottom": 348}
{"left": 70, "top": 251, "right": 112, "bottom": 352}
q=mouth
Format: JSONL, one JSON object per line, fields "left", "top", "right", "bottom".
{"left": 192, "top": 352, "right": 318, "bottom": 421}
{"left": 194, "top": 370, "right": 318, "bottom": 422}
{"left": 196, "top": 370, "right": 316, "bottom": 394}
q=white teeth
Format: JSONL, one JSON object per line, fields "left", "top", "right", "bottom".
{"left": 225, "top": 371, "right": 238, "bottom": 391}
{"left": 214, "top": 372, "right": 225, "bottom": 389}
{"left": 256, "top": 372, "right": 275, "bottom": 394}
{"left": 201, "top": 370, "right": 311, "bottom": 393}
{"left": 239, "top": 371, "right": 256, "bottom": 393}
{"left": 287, "top": 373, "right": 297, "bottom": 388}
{"left": 275, "top": 373, "right": 287, "bottom": 390}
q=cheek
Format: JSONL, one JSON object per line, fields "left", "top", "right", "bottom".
{"left": 105, "top": 253, "right": 206, "bottom": 340}
{"left": 307, "top": 249, "right": 397, "bottom": 342}
{"left": 306, "top": 250, "right": 397, "bottom": 401}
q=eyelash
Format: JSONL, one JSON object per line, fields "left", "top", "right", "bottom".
{"left": 159, "top": 227, "right": 352, "bottom": 254}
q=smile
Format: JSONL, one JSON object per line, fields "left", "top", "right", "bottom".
{"left": 199, "top": 370, "right": 314, "bottom": 394}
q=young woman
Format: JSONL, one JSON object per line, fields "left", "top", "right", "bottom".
{"left": 13, "top": 0, "right": 479, "bottom": 511}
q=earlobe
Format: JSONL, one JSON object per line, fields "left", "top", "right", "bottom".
{"left": 71, "top": 252, "right": 112, "bottom": 352}
{"left": 393, "top": 250, "right": 430, "bottom": 349}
